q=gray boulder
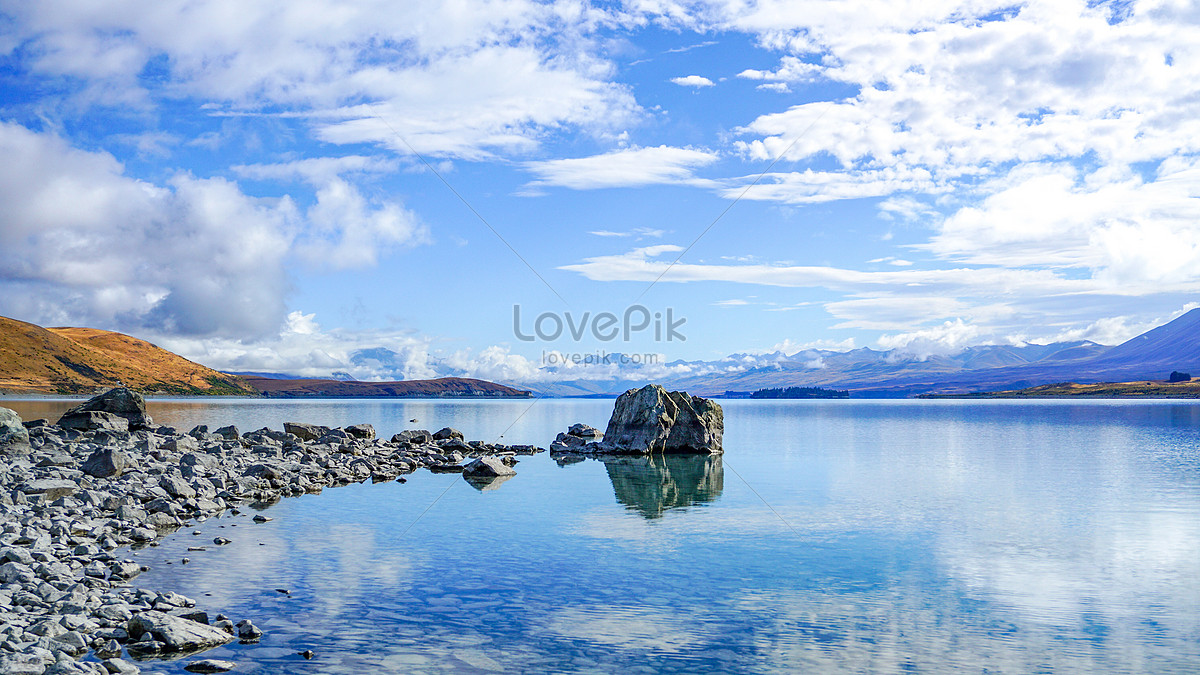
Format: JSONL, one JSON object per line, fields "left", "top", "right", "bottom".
{"left": 0, "top": 407, "right": 31, "bottom": 455}
{"left": 127, "top": 611, "right": 233, "bottom": 653}
{"left": 58, "top": 387, "right": 152, "bottom": 429}
{"left": 213, "top": 425, "right": 239, "bottom": 440}
{"left": 82, "top": 447, "right": 132, "bottom": 478}
{"left": 600, "top": 384, "right": 723, "bottom": 454}
{"left": 568, "top": 423, "right": 601, "bottom": 438}
{"left": 58, "top": 410, "right": 129, "bottom": 433}
{"left": 345, "top": 423, "right": 375, "bottom": 440}
{"left": 391, "top": 429, "right": 432, "bottom": 444}
{"left": 22, "top": 478, "right": 79, "bottom": 500}
{"left": 283, "top": 422, "right": 326, "bottom": 441}
{"left": 461, "top": 456, "right": 516, "bottom": 478}
{"left": 433, "top": 427, "right": 463, "bottom": 441}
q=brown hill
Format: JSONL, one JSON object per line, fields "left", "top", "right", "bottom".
{"left": 0, "top": 315, "right": 254, "bottom": 395}
{"left": 242, "top": 376, "right": 533, "bottom": 398}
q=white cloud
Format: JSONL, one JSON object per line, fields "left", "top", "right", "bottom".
{"left": 0, "top": 122, "right": 296, "bottom": 338}
{"left": 559, "top": 244, "right": 1101, "bottom": 297}
{"left": 588, "top": 227, "right": 666, "bottom": 238}
{"left": 5, "top": 0, "right": 641, "bottom": 159}
{"left": 0, "top": 123, "right": 429, "bottom": 336}
{"left": 524, "top": 145, "right": 719, "bottom": 190}
{"left": 770, "top": 337, "right": 857, "bottom": 353}
{"left": 719, "top": 166, "right": 940, "bottom": 203}
{"left": 670, "top": 75, "right": 715, "bottom": 87}
{"left": 924, "top": 161, "right": 1200, "bottom": 284}
{"left": 876, "top": 318, "right": 987, "bottom": 359}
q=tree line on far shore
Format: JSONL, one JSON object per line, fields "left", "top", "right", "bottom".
{"left": 750, "top": 386, "right": 850, "bottom": 399}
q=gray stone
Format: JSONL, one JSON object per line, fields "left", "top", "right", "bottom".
{"left": 568, "top": 423, "right": 601, "bottom": 438}
{"left": 345, "top": 423, "right": 375, "bottom": 440}
{"left": 212, "top": 425, "right": 239, "bottom": 440}
{"left": 0, "top": 653, "right": 48, "bottom": 675}
{"left": 0, "top": 408, "right": 32, "bottom": 456}
{"left": 461, "top": 456, "right": 516, "bottom": 478}
{"left": 235, "top": 620, "right": 262, "bottom": 640}
{"left": 164, "top": 435, "right": 198, "bottom": 453}
{"left": 183, "top": 660, "right": 236, "bottom": 673}
{"left": 22, "top": 479, "right": 79, "bottom": 501}
{"left": 102, "top": 659, "right": 140, "bottom": 675}
{"left": 49, "top": 630, "right": 88, "bottom": 656}
{"left": 58, "top": 411, "right": 129, "bottom": 433}
{"left": 127, "top": 611, "right": 233, "bottom": 653}
{"left": 392, "top": 429, "right": 432, "bottom": 444}
{"left": 159, "top": 476, "right": 196, "bottom": 499}
{"left": 599, "top": 384, "right": 723, "bottom": 454}
{"left": 81, "top": 447, "right": 132, "bottom": 478}
{"left": 283, "top": 422, "right": 325, "bottom": 441}
{"left": 59, "top": 387, "right": 152, "bottom": 429}
{"left": 432, "top": 427, "right": 464, "bottom": 441}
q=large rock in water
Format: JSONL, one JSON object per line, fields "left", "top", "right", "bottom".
{"left": 58, "top": 387, "right": 152, "bottom": 430}
{"left": 601, "top": 385, "right": 723, "bottom": 454}
{"left": 0, "top": 407, "right": 31, "bottom": 456}
{"left": 127, "top": 611, "right": 233, "bottom": 653}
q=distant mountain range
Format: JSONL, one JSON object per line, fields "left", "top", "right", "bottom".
{"left": 656, "top": 308, "right": 1200, "bottom": 397}
{"left": 240, "top": 376, "right": 532, "bottom": 398}
{"left": 6, "top": 309, "right": 1200, "bottom": 399}
{"left": 522, "top": 308, "right": 1200, "bottom": 397}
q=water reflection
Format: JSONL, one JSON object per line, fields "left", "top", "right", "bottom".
{"left": 463, "top": 473, "right": 515, "bottom": 492}
{"left": 600, "top": 454, "right": 724, "bottom": 519}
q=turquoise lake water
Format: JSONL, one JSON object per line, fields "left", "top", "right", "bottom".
{"left": 4, "top": 397, "right": 1200, "bottom": 673}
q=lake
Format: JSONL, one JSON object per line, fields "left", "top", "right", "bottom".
{"left": 3, "top": 397, "right": 1199, "bottom": 673}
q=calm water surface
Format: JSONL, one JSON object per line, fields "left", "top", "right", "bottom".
{"left": 4, "top": 397, "right": 1199, "bottom": 673}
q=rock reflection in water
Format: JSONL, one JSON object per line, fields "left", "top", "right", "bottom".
{"left": 601, "top": 454, "right": 724, "bottom": 519}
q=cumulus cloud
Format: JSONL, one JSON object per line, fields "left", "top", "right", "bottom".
{"left": 236, "top": 158, "right": 430, "bottom": 269}
{"left": 670, "top": 75, "right": 715, "bottom": 87}
{"left": 0, "top": 122, "right": 295, "bottom": 338}
{"left": 876, "top": 319, "right": 988, "bottom": 360}
{"left": 0, "top": 123, "right": 428, "bottom": 337}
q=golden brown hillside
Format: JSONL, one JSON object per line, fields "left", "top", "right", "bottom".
{"left": 0, "top": 315, "right": 255, "bottom": 395}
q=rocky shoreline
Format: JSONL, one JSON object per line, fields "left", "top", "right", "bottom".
{"left": 0, "top": 390, "right": 543, "bottom": 675}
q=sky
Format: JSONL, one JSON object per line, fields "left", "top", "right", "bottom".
{"left": 2, "top": 0, "right": 1200, "bottom": 387}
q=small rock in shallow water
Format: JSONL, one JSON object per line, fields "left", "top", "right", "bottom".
{"left": 212, "top": 537, "right": 231, "bottom": 545}
{"left": 184, "top": 660, "right": 237, "bottom": 673}
{"left": 298, "top": 650, "right": 315, "bottom": 659}
{"left": 235, "top": 620, "right": 263, "bottom": 640}
{"left": 275, "top": 588, "right": 289, "bottom": 595}
{"left": 251, "top": 515, "right": 272, "bottom": 523}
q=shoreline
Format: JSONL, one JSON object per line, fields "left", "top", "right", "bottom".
{"left": 0, "top": 408, "right": 543, "bottom": 674}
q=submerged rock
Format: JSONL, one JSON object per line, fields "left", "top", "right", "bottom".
{"left": 183, "top": 659, "right": 237, "bottom": 673}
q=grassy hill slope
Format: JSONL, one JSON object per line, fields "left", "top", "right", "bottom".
{"left": 0, "top": 316, "right": 254, "bottom": 395}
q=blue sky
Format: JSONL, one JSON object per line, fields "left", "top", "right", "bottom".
{"left": 2, "top": 0, "right": 1200, "bottom": 386}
